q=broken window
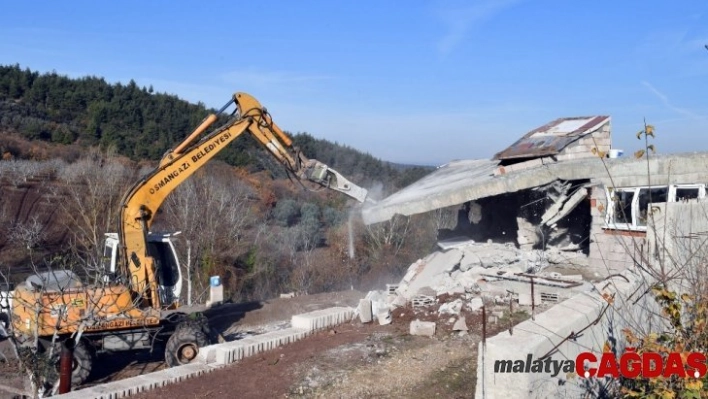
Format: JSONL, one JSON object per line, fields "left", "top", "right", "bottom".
{"left": 673, "top": 184, "right": 704, "bottom": 202}
{"left": 605, "top": 184, "right": 706, "bottom": 230}
{"left": 612, "top": 190, "right": 635, "bottom": 225}
{"left": 636, "top": 187, "right": 668, "bottom": 227}
{"left": 675, "top": 188, "right": 699, "bottom": 201}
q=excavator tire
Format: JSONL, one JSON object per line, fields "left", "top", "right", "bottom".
{"left": 165, "top": 322, "right": 209, "bottom": 367}
{"left": 51, "top": 340, "right": 93, "bottom": 387}
{"left": 175, "top": 313, "right": 216, "bottom": 344}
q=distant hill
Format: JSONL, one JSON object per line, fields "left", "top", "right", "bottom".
{"left": 0, "top": 64, "right": 432, "bottom": 191}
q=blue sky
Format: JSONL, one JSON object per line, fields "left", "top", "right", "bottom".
{"left": 2, "top": 1, "right": 707, "bottom": 165}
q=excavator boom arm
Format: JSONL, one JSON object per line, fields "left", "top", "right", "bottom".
{"left": 118, "top": 92, "right": 368, "bottom": 308}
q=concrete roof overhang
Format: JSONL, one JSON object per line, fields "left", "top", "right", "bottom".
{"left": 361, "top": 152, "right": 708, "bottom": 225}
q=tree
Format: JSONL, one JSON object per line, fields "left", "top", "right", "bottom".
{"left": 54, "top": 146, "right": 134, "bottom": 273}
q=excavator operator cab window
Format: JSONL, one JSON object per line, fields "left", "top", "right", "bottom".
{"left": 147, "top": 241, "right": 180, "bottom": 305}
{"left": 101, "top": 240, "right": 119, "bottom": 283}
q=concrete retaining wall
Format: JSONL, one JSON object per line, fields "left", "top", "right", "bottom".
{"left": 54, "top": 306, "right": 354, "bottom": 399}
{"left": 475, "top": 269, "right": 661, "bottom": 399}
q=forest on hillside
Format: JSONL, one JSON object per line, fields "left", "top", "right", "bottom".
{"left": 0, "top": 64, "right": 431, "bottom": 190}
{"left": 0, "top": 65, "right": 451, "bottom": 302}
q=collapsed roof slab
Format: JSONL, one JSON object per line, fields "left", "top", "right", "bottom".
{"left": 361, "top": 152, "right": 708, "bottom": 225}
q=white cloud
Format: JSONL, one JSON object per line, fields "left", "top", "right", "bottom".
{"left": 640, "top": 80, "right": 705, "bottom": 120}
{"left": 435, "top": 0, "right": 521, "bottom": 56}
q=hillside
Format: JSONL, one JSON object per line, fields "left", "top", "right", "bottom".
{"left": 0, "top": 64, "right": 432, "bottom": 191}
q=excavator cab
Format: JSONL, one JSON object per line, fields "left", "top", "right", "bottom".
{"left": 103, "top": 232, "right": 183, "bottom": 308}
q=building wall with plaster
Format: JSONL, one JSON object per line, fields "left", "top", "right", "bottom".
{"left": 475, "top": 201, "right": 708, "bottom": 398}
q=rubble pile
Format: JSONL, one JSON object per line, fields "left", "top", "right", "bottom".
{"left": 356, "top": 241, "right": 592, "bottom": 336}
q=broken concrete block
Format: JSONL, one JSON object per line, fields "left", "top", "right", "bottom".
{"left": 438, "top": 299, "right": 463, "bottom": 315}
{"left": 452, "top": 316, "right": 468, "bottom": 331}
{"left": 410, "top": 320, "right": 436, "bottom": 337}
{"left": 401, "top": 261, "right": 424, "bottom": 283}
{"left": 416, "top": 286, "right": 437, "bottom": 297}
{"left": 412, "top": 295, "right": 435, "bottom": 308}
{"left": 358, "top": 299, "right": 372, "bottom": 323}
{"left": 446, "top": 285, "right": 465, "bottom": 295}
{"left": 377, "top": 309, "right": 392, "bottom": 325}
{"left": 391, "top": 295, "right": 407, "bottom": 308}
{"left": 468, "top": 297, "right": 483, "bottom": 311}
{"left": 367, "top": 290, "right": 387, "bottom": 316}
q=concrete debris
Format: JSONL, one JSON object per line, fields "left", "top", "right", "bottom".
{"left": 366, "top": 290, "right": 388, "bottom": 317}
{"left": 358, "top": 299, "right": 373, "bottom": 323}
{"left": 378, "top": 241, "right": 593, "bottom": 339}
{"left": 377, "top": 309, "right": 392, "bottom": 325}
{"left": 468, "top": 297, "right": 484, "bottom": 312}
{"left": 438, "top": 300, "right": 463, "bottom": 315}
{"left": 410, "top": 320, "right": 436, "bottom": 337}
{"left": 452, "top": 316, "right": 468, "bottom": 331}
{"left": 415, "top": 287, "right": 437, "bottom": 297}
{"left": 390, "top": 241, "right": 590, "bottom": 308}
{"left": 362, "top": 290, "right": 393, "bottom": 325}
{"left": 411, "top": 296, "right": 436, "bottom": 308}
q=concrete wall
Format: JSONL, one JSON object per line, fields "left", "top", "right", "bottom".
{"left": 475, "top": 269, "right": 662, "bottom": 399}
{"left": 586, "top": 185, "right": 645, "bottom": 278}
{"left": 475, "top": 201, "right": 708, "bottom": 398}
{"left": 646, "top": 201, "right": 708, "bottom": 292}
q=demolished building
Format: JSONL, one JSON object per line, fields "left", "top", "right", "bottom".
{"left": 362, "top": 116, "right": 708, "bottom": 308}
{"left": 361, "top": 116, "right": 708, "bottom": 397}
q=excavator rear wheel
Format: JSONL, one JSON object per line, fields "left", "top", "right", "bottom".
{"left": 165, "top": 323, "right": 209, "bottom": 367}
{"left": 50, "top": 340, "right": 93, "bottom": 387}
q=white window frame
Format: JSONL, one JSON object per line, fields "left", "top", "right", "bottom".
{"left": 668, "top": 184, "right": 705, "bottom": 202}
{"left": 604, "top": 184, "right": 706, "bottom": 231}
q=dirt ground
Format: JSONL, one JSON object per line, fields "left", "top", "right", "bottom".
{"left": 128, "top": 293, "right": 525, "bottom": 399}
{"left": 85, "top": 290, "right": 368, "bottom": 387}
{"left": 1, "top": 290, "right": 528, "bottom": 399}
{"left": 0, "top": 338, "right": 27, "bottom": 399}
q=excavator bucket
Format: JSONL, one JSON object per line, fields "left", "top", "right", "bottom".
{"left": 301, "top": 160, "right": 369, "bottom": 203}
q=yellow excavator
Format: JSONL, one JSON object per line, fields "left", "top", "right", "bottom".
{"left": 9, "top": 92, "right": 368, "bottom": 387}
